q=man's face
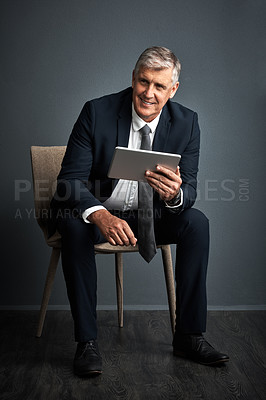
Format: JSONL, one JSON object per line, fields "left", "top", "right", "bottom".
{"left": 132, "top": 66, "right": 179, "bottom": 122}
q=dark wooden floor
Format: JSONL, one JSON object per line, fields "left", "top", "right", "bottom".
{"left": 0, "top": 310, "right": 265, "bottom": 400}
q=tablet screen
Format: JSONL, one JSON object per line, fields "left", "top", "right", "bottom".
{"left": 108, "top": 147, "right": 181, "bottom": 181}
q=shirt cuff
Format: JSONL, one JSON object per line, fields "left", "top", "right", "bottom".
{"left": 82, "top": 205, "right": 106, "bottom": 223}
{"left": 165, "top": 188, "right": 183, "bottom": 209}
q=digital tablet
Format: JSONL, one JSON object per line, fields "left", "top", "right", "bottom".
{"left": 108, "top": 146, "right": 181, "bottom": 181}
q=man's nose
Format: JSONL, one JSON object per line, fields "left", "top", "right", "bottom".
{"left": 144, "top": 85, "right": 154, "bottom": 98}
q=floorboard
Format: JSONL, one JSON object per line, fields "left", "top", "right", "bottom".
{"left": 0, "top": 310, "right": 265, "bottom": 400}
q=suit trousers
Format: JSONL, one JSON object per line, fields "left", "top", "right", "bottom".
{"left": 57, "top": 207, "right": 209, "bottom": 342}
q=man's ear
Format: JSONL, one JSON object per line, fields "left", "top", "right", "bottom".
{"left": 132, "top": 70, "right": 135, "bottom": 88}
{"left": 169, "top": 82, "right": 179, "bottom": 98}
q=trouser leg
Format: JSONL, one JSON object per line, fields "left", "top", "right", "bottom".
{"left": 57, "top": 215, "right": 104, "bottom": 342}
{"left": 155, "top": 208, "right": 209, "bottom": 334}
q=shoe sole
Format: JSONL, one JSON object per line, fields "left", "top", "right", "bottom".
{"left": 173, "top": 350, "right": 229, "bottom": 366}
{"left": 74, "top": 369, "right": 103, "bottom": 377}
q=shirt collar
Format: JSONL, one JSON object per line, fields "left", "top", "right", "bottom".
{"left": 132, "top": 103, "right": 162, "bottom": 133}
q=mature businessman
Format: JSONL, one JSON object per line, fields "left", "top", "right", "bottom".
{"left": 51, "top": 46, "right": 229, "bottom": 376}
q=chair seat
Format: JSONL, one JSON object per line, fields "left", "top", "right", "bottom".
{"left": 94, "top": 242, "right": 140, "bottom": 253}
{"left": 94, "top": 242, "right": 166, "bottom": 253}
{"left": 46, "top": 231, "right": 164, "bottom": 253}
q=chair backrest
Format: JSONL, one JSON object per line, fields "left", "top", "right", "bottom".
{"left": 30, "top": 146, "right": 66, "bottom": 245}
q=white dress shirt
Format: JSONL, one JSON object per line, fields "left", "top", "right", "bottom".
{"left": 82, "top": 104, "right": 183, "bottom": 223}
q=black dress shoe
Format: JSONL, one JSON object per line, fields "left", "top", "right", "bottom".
{"left": 173, "top": 334, "right": 229, "bottom": 366}
{"left": 73, "top": 340, "right": 102, "bottom": 376}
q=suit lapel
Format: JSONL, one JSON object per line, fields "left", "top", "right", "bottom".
{"left": 152, "top": 105, "right": 171, "bottom": 152}
{"left": 117, "top": 92, "right": 132, "bottom": 147}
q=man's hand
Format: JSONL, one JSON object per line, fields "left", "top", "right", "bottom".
{"left": 145, "top": 165, "right": 182, "bottom": 202}
{"left": 88, "top": 209, "right": 137, "bottom": 247}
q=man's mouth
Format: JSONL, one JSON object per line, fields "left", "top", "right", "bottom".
{"left": 140, "top": 97, "right": 155, "bottom": 106}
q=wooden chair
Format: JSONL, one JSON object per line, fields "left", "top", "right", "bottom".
{"left": 30, "top": 146, "right": 176, "bottom": 338}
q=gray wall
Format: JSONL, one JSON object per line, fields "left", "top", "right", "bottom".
{"left": 1, "top": 0, "right": 265, "bottom": 309}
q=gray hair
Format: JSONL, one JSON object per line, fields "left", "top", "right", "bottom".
{"left": 134, "top": 46, "right": 181, "bottom": 84}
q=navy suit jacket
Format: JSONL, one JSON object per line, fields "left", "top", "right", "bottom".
{"left": 51, "top": 87, "right": 200, "bottom": 223}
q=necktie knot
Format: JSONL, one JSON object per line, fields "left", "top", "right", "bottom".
{"left": 139, "top": 124, "right": 151, "bottom": 150}
{"left": 140, "top": 124, "right": 151, "bottom": 136}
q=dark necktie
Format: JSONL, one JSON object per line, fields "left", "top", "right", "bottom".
{"left": 138, "top": 124, "right": 157, "bottom": 262}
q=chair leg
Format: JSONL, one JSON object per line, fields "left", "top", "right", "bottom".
{"left": 115, "top": 253, "right": 123, "bottom": 328}
{"left": 36, "top": 248, "right": 60, "bottom": 337}
{"left": 160, "top": 245, "right": 176, "bottom": 335}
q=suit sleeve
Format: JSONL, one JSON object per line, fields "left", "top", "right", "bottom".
{"left": 168, "top": 112, "right": 200, "bottom": 214}
{"left": 53, "top": 101, "right": 103, "bottom": 215}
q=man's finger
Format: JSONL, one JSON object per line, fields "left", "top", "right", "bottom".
{"left": 123, "top": 224, "right": 137, "bottom": 246}
{"left": 156, "top": 165, "right": 179, "bottom": 180}
{"left": 108, "top": 220, "right": 137, "bottom": 246}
